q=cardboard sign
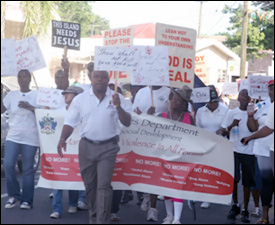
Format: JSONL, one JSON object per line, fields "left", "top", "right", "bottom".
{"left": 248, "top": 75, "right": 274, "bottom": 99}
{"left": 222, "top": 82, "right": 239, "bottom": 95}
{"left": 191, "top": 87, "right": 210, "bottom": 103}
{"left": 104, "top": 26, "right": 135, "bottom": 83}
{"left": 155, "top": 23, "right": 197, "bottom": 88}
{"left": 36, "top": 87, "right": 63, "bottom": 108}
{"left": 132, "top": 46, "right": 169, "bottom": 86}
{"left": 194, "top": 55, "right": 209, "bottom": 85}
{"left": 94, "top": 46, "right": 140, "bottom": 72}
{"left": 15, "top": 36, "right": 47, "bottom": 73}
{"left": 52, "top": 20, "right": 81, "bottom": 50}
{"left": 1, "top": 39, "right": 17, "bottom": 76}
{"left": 104, "top": 26, "right": 134, "bottom": 47}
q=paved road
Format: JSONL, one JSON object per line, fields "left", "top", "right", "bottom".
{"left": 1, "top": 165, "right": 274, "bottom": 224}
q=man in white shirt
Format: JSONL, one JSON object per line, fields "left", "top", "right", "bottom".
{"left": 218, "top": 89, "right": 255, "bottom": 223}
{"left": 57, "top": 70, "right": 131, "bottom": 224}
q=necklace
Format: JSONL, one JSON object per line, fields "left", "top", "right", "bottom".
{"left": 169, "top": 111, "right": 185, "bottom": 122}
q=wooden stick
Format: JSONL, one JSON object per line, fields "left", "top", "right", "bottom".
{"left": 115, "top": 71, "right": 118, "bottom": 93}
{"left": 63, "top": 46, "right": 68, "bottom": 60}
{"left": 31, "top": 72, "right": 39, "bottom": 90}
{"left": 150, "top": 86, "right": 154, "bottom": 107}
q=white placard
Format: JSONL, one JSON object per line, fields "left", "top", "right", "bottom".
{"left": 222, "top": 82, "right": 239, "bottom": 95}
{"left": 94, "top": 46, "right": 140, "bottom": 72}
{"left": 36, "top": 87, "right": 63, "bottom": 108}
{"left": 1, "top": 39, "right": 17, "bottom": 76}
{"left": 15, "top": 36, "right": 47, "bottom": 73}
{"left": 155, "top": 23, "right": 197, "bottom": 88}
{"left": 132, "top": 46, "right": 169, "bottom": 86}
{"left": 191, "top": 87, "right": 210, "bottom": 103}
{"left": 248, "top": 75, "right": 274, "bottom": 99}
{"left": 104, "top": 26, "right": 134, "bottom": 47}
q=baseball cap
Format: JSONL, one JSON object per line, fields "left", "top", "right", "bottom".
{"left": 268, "top": 79, "right": 274, "bottom": 87}
{"left": 210, "top": 89, "right": 219, "bottom": 102}
{"left": 62, "top": 86, "right": 84, "bottom": 95}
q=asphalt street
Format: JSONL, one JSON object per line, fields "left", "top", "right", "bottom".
{"left": 1, "top": 165, "right": 274, "bottom": 224}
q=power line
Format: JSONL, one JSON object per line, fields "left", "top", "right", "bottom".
{"left": 205, "top": 1, "right": 237, "bottom": 35}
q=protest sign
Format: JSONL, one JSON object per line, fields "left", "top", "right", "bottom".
{"left": 1, "top": 39, "right": 17, "bottom": 76}
{"left": 52, "top": 20, "right": 81, "bottom": 50}
{"left": 15, "top": 36, "right": 47, "bottom": 73}
{"left": 94, "top": 46, "right": 140, "bottom": 72}
{"left": 194, "top": 54, "right": 209, "bottom": 85}
{"left": 36, "top": 110, "right": 234, "bottom": 205}
{"left": 131, "top": 46, "right": 169, "bottom": 86}
{"left": 155, "top": 23, "right": 197, "bottom": 88}
{"left": 248, "top": 75, "right": 274, "bottom": 99}
{"left": 36, "top": 88, "right": 63, "bottom": 108}
{"left": 104, "top": 26, "right": 135, "bottom": 84}
{"left": 239, "top": 79, "right": 250, "bottom": 92}
{"left": 104, "top": 26, "right": 134, "bottom": 47}
{"left": 191, "top": 87, "right": 210, "bottom": 103}
{"left": 222, "top": 82, "right": 239, "bottom": 95}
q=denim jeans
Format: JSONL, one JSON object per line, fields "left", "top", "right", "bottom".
{"left": 4, "top": 141, "right": 38, "bottom": 206}
{"left": 52, "top": 189, "right": 79, "bottom": 215}
{"left": 78, "top": 190, "right": 86, "bottom": 203}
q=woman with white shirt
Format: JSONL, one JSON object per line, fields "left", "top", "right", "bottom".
{"left": 1, "top": 69, "right": 39, "bottom": 210}
{"left": 196, "top": 88, "right": 228, "bottom": 209}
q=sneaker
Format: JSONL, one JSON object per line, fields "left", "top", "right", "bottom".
{"left": 162, "top": 215, "right": 174, "bottom": 224}
{"left": 20, "top": 202, "right": 32, "bottom": 210}
{"left": 50, "top": 212, "right": 60, "bottom": 219}
{"left": 200, "top": 202, "right": 210, "bottom": 209}
{"left": 172, "top": 221, "right": 181, "bottom": 224}
{"left": 147, "top": 208, "right": 158, "bottom": 222}
{"left": 77, "top": 201, "right": 88, "bottom": 210}
{"left": 68, "top": 206, "right": 77, "bottom": 214}
{"left": 49, "top": 193, "right": 54, "bottom": 198}
{"left": 227, "top": 204, "right": 241, "bottom": 219}
{"left": 251, "top": 207, "right": 261, "bottom": 217}
{"left": 111, "top": 213, "right": 120, "bottom": 222}
{"left": 241, "top": 209, "right": 250, "bottom": 223}
{"left": 141, "top": 194, "right": 150, "bottom": 211}
{"left": 5, "top": 197, "right": 17, "bottom": 209}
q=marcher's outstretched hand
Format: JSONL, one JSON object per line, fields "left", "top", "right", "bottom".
{"left": 18, "top": 101, "right": 35, "bottom": 111}
{"left": 57, "top": 139, "right": 67, "bottom": 158}
{"left": 147, "top": 106, "right": 155, "bottom": 115}
{"left": 61, "top": 58, "right": 70, "bottom": 70}
{"left": 112, "top": 93, "right": 121, "bottom": 108}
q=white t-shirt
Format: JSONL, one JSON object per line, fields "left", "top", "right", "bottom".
{"left": 3, "top": 90, "right": 39, "bottom": 147}
{"left": 65, "top": 87, "right": 132, "bottom": 141}
{"left": 133, "top": 86, "right": 170, "bottom": 116}
{"left": 221, "top": 107, "right": 255, "bottom": 155}
{"left": 253, "top": 99, "right": 274, "bottom": 156}
{"left": 196, "top": 103, "right": 228, "bottom": 133}
{"left": 265, "top": 102, "right": 274, "bottom": 151}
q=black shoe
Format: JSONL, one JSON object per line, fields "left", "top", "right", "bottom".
{"left": 241, "top": 210, "right": 250, "bottom": 223}
{"left": 227, "top": 204, "right": 241, "bottom": 219}
{"left": 120, "top": 193, "right": 133, "bottom": 204}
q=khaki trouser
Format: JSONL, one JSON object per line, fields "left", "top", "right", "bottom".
{"left": 78, "top": 138, "right": 120, "bottom": 224}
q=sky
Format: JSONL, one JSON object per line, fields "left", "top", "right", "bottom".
{"left": 92, "top": 1, "right": 242, "bottom": 35}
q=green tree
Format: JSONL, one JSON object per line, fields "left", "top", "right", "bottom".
{"left": 223, "top": 1, "right": 274, "bottom": 58}
{"left": 57, "top": 1, "right": 109, "bottom": 37}
{"left": 21, "top": 1, "right": 56, "bottom": 39}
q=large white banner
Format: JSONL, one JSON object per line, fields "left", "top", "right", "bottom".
{"left": 35, "top": 109, "right": 234, "bottom": 204}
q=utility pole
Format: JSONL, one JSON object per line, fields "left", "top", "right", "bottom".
{"left": 197, "top": 1, "right": 204, "bottom": 38}
{"left": 240, "top": 1, "right": 249, "bottom": 79}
